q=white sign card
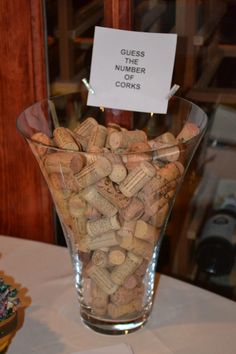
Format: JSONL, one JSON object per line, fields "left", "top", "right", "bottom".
{"left": 87, "top": 26, "right": 177, "bottom": 114}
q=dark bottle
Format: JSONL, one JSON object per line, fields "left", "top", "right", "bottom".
{"left": 195, "top": 196, "right": 236, "bottom": 276}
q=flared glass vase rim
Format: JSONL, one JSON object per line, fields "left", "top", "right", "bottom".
{"left": 16, "top": 95, "right": 208, "bottom": 155}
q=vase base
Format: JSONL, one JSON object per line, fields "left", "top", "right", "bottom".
{"left": 81, "top": 310, "right": 149, "bottom": 335}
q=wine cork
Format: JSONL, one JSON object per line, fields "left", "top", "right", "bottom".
{"left": 117, "top": 220, "right": 136, "bottom": 238}
{"left": 121, "top": 197, "right": 144, "bottom": 221}
{"left": 96, "top": 178, "right": 130, "bottom": 209}
{"left": 150, "top": 132, "right": 176, "bottom": 146}
{"left": 75, "top": 157, "right": 112, "bottom": 189}
{"left": 87, "top": 215, "right": 120, "bottom": 237}
{"left": 72, "top": 133, "right": 88, "bottom": 151}
{"left": 128, "top": 141, "right": 151, "bottom": 153}
{"left": 123, "top": 274, "right": 138, "bottom": 289}
{"left": 31, "top": 132, "right": 52, "bottom": 156}
{"left": 44, "top": 152, "right": 73, "bottom": 174}
{"left": 119, "top": 161, "right": 156, "bottom": 198}
{"left": 138, "top": 162, "right": 183, "bottom": 202}
{"left": 105, "top": 152, "right": 124, "bottom": 164}
{"left": 69, "top": 154, "right": 84, "bottom": 174}
{"left": 100, "top": 247, "right": 110, "bottom": 252}
{"left": 109, "top": 163, "right": 127, "bottom": 183}
{"left": 110, "top": 285, "right": 144, "bottom": 305}
{"left": 107, "top": 122, "right": 122, "bottom": 131}
{"left": 145, "top": 189, "right": 175, "bottom": 217}
{"left": 135, "top": 259, "right": 149, "bottom": 277}
{"left": 88, "top": 146, "right": 105, "bottom": 154}
{"left": 125, "top": 156, "right": 152, "bottom": 171}
{"left": 82, "top": 278, "right": 92, "bottom": 306}
{"left": 83, "top": 149, "right": 101, "bottom": 165}
{"left": 160, "top": 179, "right": 177, "bottom": 196}
{"left": 87, "top": 125, "right": 107, "bottom": 150}
{"left": 31, "top": 131, "right": 52, "bottom": 145}
{"left": 107, "top": 298, "right": 142, "bottom": 319}
{"left": 134, "top": 220, "right": 159, "bottom": 244}
{"left": 154, "top": 144, "right": 180, "bottom": 162}
{"left": 117, "top": 233, "right": 133, "bottom": 250}
{"left": 176, "top": 161, "right": 185, "bottom": 174}
{"left": 51, "top": 184, "right": 71, "bottom": 200}
{"left": 50, "top": 172, "right": 78, "bottom": 193}
{"left": 68, "top": 194, "right": 86, "bottom": 217}
{"left": 73, "top": 117, "right": 98, "bottom": 139}
{"left": 74, "top": 232, "right": 89, "bottom": 252}
{"left": 92, "top": 250, "right": 108, "bottom": 267}
{"left": 87, "top": 265, "right": 118, "bottom": 295}
{"left": 128, "top": 237, "right": 154, "bottom": 260}
{"left": 161, "top": 161, "right": 184, "bottom": 180}
{"left": 177, "top": 122, "right": 200, "bottom": 142}
{"left": 108, "top": 246, "right": 126, "bottom": 266}
{"left": 138, "top": 176, "right": 167, "bottom": 202}
{"left": 155, "top": 164, "right": 177, "bottom": 187}
{"left": 106, "top": 131, "right": 128, "bottom": 151}
{"left": 151, "top": 203, "right": 169, "bottom": 228}
{"left": 53, "top": 127, "right": 79, "bottom": 151}
{"left": 65, "top": 175, "right": 79, "bottom": 193}
{"left": 88, "top": 231, "right": 119, "bottom": 250}
{"left": 47, "top": 180, "right": 72, "bottom": 205}
{"left": 91, "top": 281, "right": 109, "bottom": 308}
{"left": 84, "top": 205, "right": 101, "bottom": 219}
{"left": 106, "top": 153, "right": 127, "bottom": 183}
{"left": 110, "top": 252, "right": 143, "bottom": 286}
{"left": 81, "top": 186, "right": 118, "bottom": 217}
{"left": 142, "top": 179, "right": 176, "bottom": 206}
{"left": 73, "top": 214, "right": 87, "bottom": 235}
{"left": 52, "top": 190, "right": 72, "bottom": 226}
{"left": 153, "top": 162, "right": 162, "bottom": 171}
{"left": 50, "top": 173, "right": 66, "bottom": 190}
{"left": 107, "top": 130, "right": 147, "bottom": 151}
{"left": 160, "top": 132, "right": 177, "bottom": 143}
{"left": 140, "top": 213, "right": 150, "bottom": 223}
{"left": 124, "top": 141, "right": 152, "bottom": 169}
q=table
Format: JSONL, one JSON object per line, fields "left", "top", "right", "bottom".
{"left": 1, "top": 235, "right": 236, "bottom": 354}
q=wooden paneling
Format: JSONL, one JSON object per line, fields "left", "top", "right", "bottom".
{"left": 0, "top": 0, "right": 55, "bottom": 243}
{"left": 104, "top": 0, "right": 133, "bottom": 29}
{"left": 57, "top": 0, "right": 74, "bottom": 81}
{"left": 175, "top": 0, "right": 198, "bottom": 91}
{"left": 103, "top": 0, "right": 133, "bottom": 128}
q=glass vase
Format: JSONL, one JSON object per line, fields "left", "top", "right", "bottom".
{"left": 17, "top": 93, "right": 207, "bottom": 335}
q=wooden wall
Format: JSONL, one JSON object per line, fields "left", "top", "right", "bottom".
{"left": 0, "top": 0, "right": 55, "bottom": 243}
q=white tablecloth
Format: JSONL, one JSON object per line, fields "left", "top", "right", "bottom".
{"left": 1, "top": 235, "right": 236, "bottom": 354}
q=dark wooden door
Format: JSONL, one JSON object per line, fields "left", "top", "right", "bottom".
{"left": 0, "top": 0, "right": 55, "bottom": 243}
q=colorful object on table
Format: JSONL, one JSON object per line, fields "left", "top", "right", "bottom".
{"left": 0, "top": 278, "right": 20, "bottom": 352}
{"left": 0, "top": 278, "right": 19, "bottom": 321}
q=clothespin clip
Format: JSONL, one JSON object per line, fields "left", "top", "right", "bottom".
{"left": 82, "top": 78, "right": 95, "bottom": 95}
{"left": 166, "top": 84, "right": 180, "bottom": 100}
